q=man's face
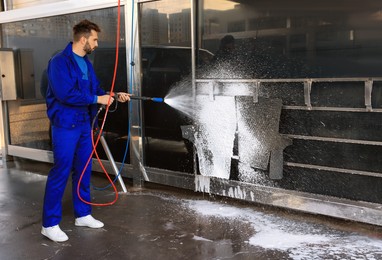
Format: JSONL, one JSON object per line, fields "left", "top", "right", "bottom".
{"left": 83, "top": 30, "right": 99, "bottom": 54}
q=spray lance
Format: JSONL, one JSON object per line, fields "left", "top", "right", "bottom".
{"left": 110, "top": 92, "right": 164, "bottom": 103}
{"left": 129, "top": 95, "right": 164, "bottom": 103}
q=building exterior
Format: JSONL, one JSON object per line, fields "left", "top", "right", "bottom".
{"left": 1, "top": 0, "right": 382, "bottom": 226}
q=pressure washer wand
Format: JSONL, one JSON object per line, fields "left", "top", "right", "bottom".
{"left": 130, "top": 96, "right": 164, "bottom": 103}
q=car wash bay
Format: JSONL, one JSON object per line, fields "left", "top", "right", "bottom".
{"left": 1, "top": 159, "right": 382, "bottom": 260}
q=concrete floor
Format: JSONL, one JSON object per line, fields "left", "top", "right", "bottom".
{"left": 2, "top": 159, "right": 382, "bottom": 260}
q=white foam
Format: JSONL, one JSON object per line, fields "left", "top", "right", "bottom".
{"left": 195, "top": 175, "right": 210, "bottom": 193}
{"left": 249, "top": 229, "right": 331, "bottom": 250}
{"left": 185, "top": 199, "right": 382, "bottom": 259}
{"left": 227, "top": 186, "right": 246, "bottom": 200}
{"left": 164, "top": 78, "right": 279, "bottom": 184}
{"left": 194, "top": 95, "right": 236, "bottom": 179}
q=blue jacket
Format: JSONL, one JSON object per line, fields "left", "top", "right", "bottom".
{"left": 46, "top": 42, "right": 105, "bottom": 129}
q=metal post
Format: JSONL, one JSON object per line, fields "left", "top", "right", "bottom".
{"left": 99, "top": 135, "right": 127, "bottom": 193}
{"left": 191, "top": 0, "right": 197, "bottom": 177}
{"left": 2, "top": 0, "right": 8, "bottom": 11}
{"left": 364, "top": 79, "right": 373, "bottom": 112}
{"left": 303, "top": 79, "right": 312, "bottom": 109}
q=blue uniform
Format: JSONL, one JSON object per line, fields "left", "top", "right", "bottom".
{"left": 42, "top": 42, "right": 105, "bottom": 228}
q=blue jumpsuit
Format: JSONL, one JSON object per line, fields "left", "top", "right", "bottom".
{"left": 42, "top": 42, "right": 105, "bottom": 228}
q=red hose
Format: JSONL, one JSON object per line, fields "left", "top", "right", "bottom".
{"left": 77, "top": 0, "right": 122, "bottom": 206}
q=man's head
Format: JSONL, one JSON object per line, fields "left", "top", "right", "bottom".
{"left": 73, "top": 20, "right": 101, "bottom": 55}
{"left": 220, "top": 35, "right": 235, "bottom": 54}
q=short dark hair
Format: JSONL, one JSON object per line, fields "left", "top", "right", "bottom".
{"left": 220, "top": 35, "right": 235, "bottom": 46}
{"left": 73, "top": 19, "right": 101, "bottom": 42}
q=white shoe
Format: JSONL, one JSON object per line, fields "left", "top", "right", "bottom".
{"left": 75, "top": 215, "right": 104, "bottom": 228}
{"left": 41, "top": 225, "right": 69, "bottom": 242}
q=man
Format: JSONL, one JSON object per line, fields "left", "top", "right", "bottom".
{"left": 41, "top": 19, "right": 130, "bottom": 242}
{"left": 213, "top": 34, "right": 235, "bottom": 63}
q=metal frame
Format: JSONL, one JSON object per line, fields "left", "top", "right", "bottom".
{"left": 0, "top": 0, "right": 120, "bottom": 23}
{"left": 143, "top": 166, "right": 382, "bottom": 226}
{"left": 196, "top": 77, "right": 382, "bottom": 112}
{"left": 126, "top": 0, "right": 146, "bottom": 186}
{"left": 0, "top": 0, "right": 139, "bottom": 191}
{"left": 128, "top": 0, "right": 382, "bottom": 226}
{"left": 195, "top": 77, "right": 382, "bottom": 180}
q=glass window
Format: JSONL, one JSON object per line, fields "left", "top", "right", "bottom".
{"left": 140, "top": 0, "right": 194, "bottom": 173}
{"left": 1, "top": 7, "right": 128, "bottom": 162}
{"left": 199, "top": 0, "right": 382, "bottom": 79}
{"left": 195, "top": 0, "right": 382, "bottom": 202}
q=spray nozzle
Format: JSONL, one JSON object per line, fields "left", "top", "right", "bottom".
{"left": 151, "top": 97, "right": 164, "bottom": 103}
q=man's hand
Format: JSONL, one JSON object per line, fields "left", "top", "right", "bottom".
{"left": 116, "top": 92, "right": 131, "bottom": 103}
{"left": 97, "top": 94, "right": 114, "bottom": 105}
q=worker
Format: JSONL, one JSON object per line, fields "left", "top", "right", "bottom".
{"left": 41, "top": 19, "right": 130, "bottom": 242}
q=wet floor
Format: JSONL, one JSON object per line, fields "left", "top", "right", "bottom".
{"left": 1, "top": 159, "right": 382, "bottom": 260}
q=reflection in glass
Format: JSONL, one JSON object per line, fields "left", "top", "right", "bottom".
{"left": 2, "top": 8, "right": 126, "bottom": 161}
{"left": 196, "top": 0, "right": 382, "bottom": 203}
{"left": 140, "top": 0, "right": 194, "bottom": 172}
{"left": 199, "top": 0, "right": 382, "bottom": 79}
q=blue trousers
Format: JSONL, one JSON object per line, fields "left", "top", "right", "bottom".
{"left": 42, "top": 123, "right": 93, "bottom": 227}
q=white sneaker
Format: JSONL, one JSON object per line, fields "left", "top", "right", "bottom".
{"left": 41, "top": 225, "right": 69, "bottom": 242}
{"left": 75, "top": 215, "right": 104, "bottom": 228}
